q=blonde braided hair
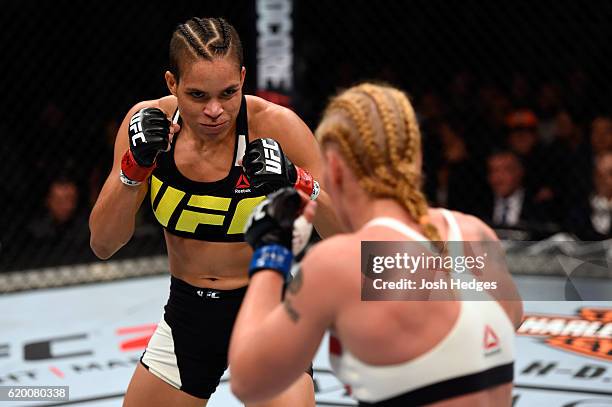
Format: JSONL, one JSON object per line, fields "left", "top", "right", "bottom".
{"left": 316, "top": 83, "right": 442, "bottom": 243}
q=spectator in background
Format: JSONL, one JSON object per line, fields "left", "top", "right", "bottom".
{"left": 434, "top": 120, "right": 485, "bottom": 215}
{"left": 483, "top": 150, "right": 553, "bottom": 230}
{"left": 535, "top": 82, "right": 562, "bottom": 145}
{"left": 506, "top": 109, "right": 540, "bottom": 159}
{"left": 505, "top": 109, "right": 563, "bottom": 222}
{"left": 23, "top": 176, "right": 92, "bottom": 267}
{"left": 553, "top": 110, "right": 585, "bottom": 154}
{"left": 590, "top": 115, "right": 612, "bottom": 156}
{"left": 583, "top": 115, "right": 612, "bottom": 196}
{"left": 27, "top": 177, "right": 87, "bottom": 239}
{"left": 549, "top": 110, "right": 590, "bottom": 209}
{"left": 568, "top": 151, "right": 612, "bottom": 240}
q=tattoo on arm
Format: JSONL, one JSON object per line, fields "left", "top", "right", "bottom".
{"left": 283, "top": 266, "right": 303, "bottom": 322}
{"left": 283, "top": 299, "right": 300, "bottom": 322}
{"left": 286, "top": 266, "right": 303, "bottom": 294}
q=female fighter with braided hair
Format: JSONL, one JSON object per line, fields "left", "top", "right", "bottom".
{"left": 230, "top": 83, "right": 523, "bottom": 406}
{"left": 90, "top": 16, "right": 339, "bottom": 407}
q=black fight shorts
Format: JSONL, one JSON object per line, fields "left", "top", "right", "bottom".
{"left": 141, "top": 276, "right": 312, "bottom": 399}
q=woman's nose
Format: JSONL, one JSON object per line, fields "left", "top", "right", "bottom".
{"left": 204, "top": 100, "right": 223, "bottom": 119}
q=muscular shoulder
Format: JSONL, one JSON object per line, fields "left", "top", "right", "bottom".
{"left": 245, "top": 94, "right": 321, "bottom": 172}
{"left": 129, "top": 96, "right": 177, "bottom": 119}
{"left": 283, "top": 234, "right": 358, "bottom": 321}
{"left": 244, "top": 94, "right": 270, "bottom": 117}
{"left": 246, "top": 95, "right": 289, "bottom": 123}
{"left": 246, "top": 95, "right": 311, "bottom": 140}
{"left": 158, "top": 95, "right": 178, "bottom": 117}
{"left": 301, "top": 234, "right": 358, "bottom": 282}
{"left": 446, "top": 210, "right": 499, "bottom": 241}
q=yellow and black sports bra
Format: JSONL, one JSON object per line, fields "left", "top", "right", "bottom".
{"left": 149, "top": 96, "right": 266, "bottom": 242}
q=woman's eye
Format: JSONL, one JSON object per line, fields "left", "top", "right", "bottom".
{"left": 223, "top": 89, "right": 237, "bottom": 97}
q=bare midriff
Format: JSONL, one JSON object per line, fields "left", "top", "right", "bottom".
{"left": 165, "top": 231, "right": 252, "bottom": 290}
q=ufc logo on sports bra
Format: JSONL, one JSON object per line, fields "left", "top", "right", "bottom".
{"left": 129, "top": 111, "right": 146, "bottom": 146}
{"left": 150, "top": 176, "right": 265, "bottom": 235}
{"left": 262, "top": 139, "right": 282, "bottom": 174}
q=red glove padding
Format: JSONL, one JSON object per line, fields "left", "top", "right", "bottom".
{"left": 293, "top": 166, "right": 314, "bottom": 196}
{"left": 120, "top": 150, "right": 156, "bottom": 184}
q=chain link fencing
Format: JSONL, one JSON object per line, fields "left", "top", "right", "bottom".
{"left": 2, "top": 0, "right": 611, "bottom": 274}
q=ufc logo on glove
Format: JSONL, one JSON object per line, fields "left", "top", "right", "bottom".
{"left": 129, "top": 111, "right": 147, "bottom": 146}
{"left": 262, "top": 139, "right": 282, "bottom": 174}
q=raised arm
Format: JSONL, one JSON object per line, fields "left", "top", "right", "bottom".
{"left": 245, "top": 98, "right": 344, "bottom": 237}
{"left": 89, "top": 100, "right": 177, "bottom": 259}
{"left": 228, "top": 189, "right": 341, "bottom": 403}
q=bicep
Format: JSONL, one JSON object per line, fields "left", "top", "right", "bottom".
{"left": 237, "top": 263, "right": 333, "bottom": 390}
{"left": 246, "top": 296, "right": 327, "bottom": 380}
{"left": 93, "top": 101, "right": 157, "bottom": 209}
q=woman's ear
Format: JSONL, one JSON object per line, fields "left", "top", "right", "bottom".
{"left": 240, "top": 66, "right": 246, "bottom": 88}
{"left": 326, "top": 149, "right": 343, "bottom": 188}
{"left": 165, "top": 71, "right": 178, "bottom": 96}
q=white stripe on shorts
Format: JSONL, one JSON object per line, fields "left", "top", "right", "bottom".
{"left": 141, "top": 318, "right": 182, "bottom": 389}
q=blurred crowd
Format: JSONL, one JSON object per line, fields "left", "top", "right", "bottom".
{"left": 1, "top": 105, "right": 165, "bottom": 271}
{"left": 413, "top": 71, "right": 611, "bottom": 241}
{"left": 1, "top": 70, "right": 611, "bottom": 272}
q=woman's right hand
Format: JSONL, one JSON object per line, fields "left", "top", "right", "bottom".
{"left": 120, "top": 108, "right": 178, "bottom": 185}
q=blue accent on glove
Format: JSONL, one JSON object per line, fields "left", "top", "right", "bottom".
{"left": 249, "top": 244, "right": 293, "bottom": 280}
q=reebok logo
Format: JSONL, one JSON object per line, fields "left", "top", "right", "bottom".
{"left": 236, "top": 173, "right": 250, "bottom": 189}
{"left": 235, "top": 173, "right": 251, "bottom": 193}
{"left": 484, "top": 325, "right": 501, "bottom": 356}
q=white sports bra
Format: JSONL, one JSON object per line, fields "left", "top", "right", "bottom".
{"left": 329, "top": 209, "right": 515, "bottom": 405}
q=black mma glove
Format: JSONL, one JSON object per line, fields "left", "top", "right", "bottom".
{"left": 245, "top": 187, "right": 312, "bottom": 280}
{"left": 120, "top": 107, "right": 171, "bottom": 186}
{"left": 242, "top": 138, "right": 320, "bottom": 200}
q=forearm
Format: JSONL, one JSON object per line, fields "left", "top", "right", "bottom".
{"left": 312, "top": 189, "right": 344, "bottom": 238}
{"left": 231, "top": 189, "right": 332, "bottom": 402}
{"left": 229, "top": 271, "right": 295, "bottom": 402}
{"left": 89, "top": 176, "right": 146, "bottom": 259}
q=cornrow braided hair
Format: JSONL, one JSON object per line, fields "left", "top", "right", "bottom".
{"left": 192, "top": 17, "right": 214, "bottom": 47}
{"left": 178, "top": 23, "right": 208, "bottom": 59}
{"left": 316, "top": 83, "right": 443, "bottom": 246}
{"left": 211, "top": 18, "right": 231, "bottom": 51}
{"left": 169, "top": 17, "right": 244, "bottom": 80}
